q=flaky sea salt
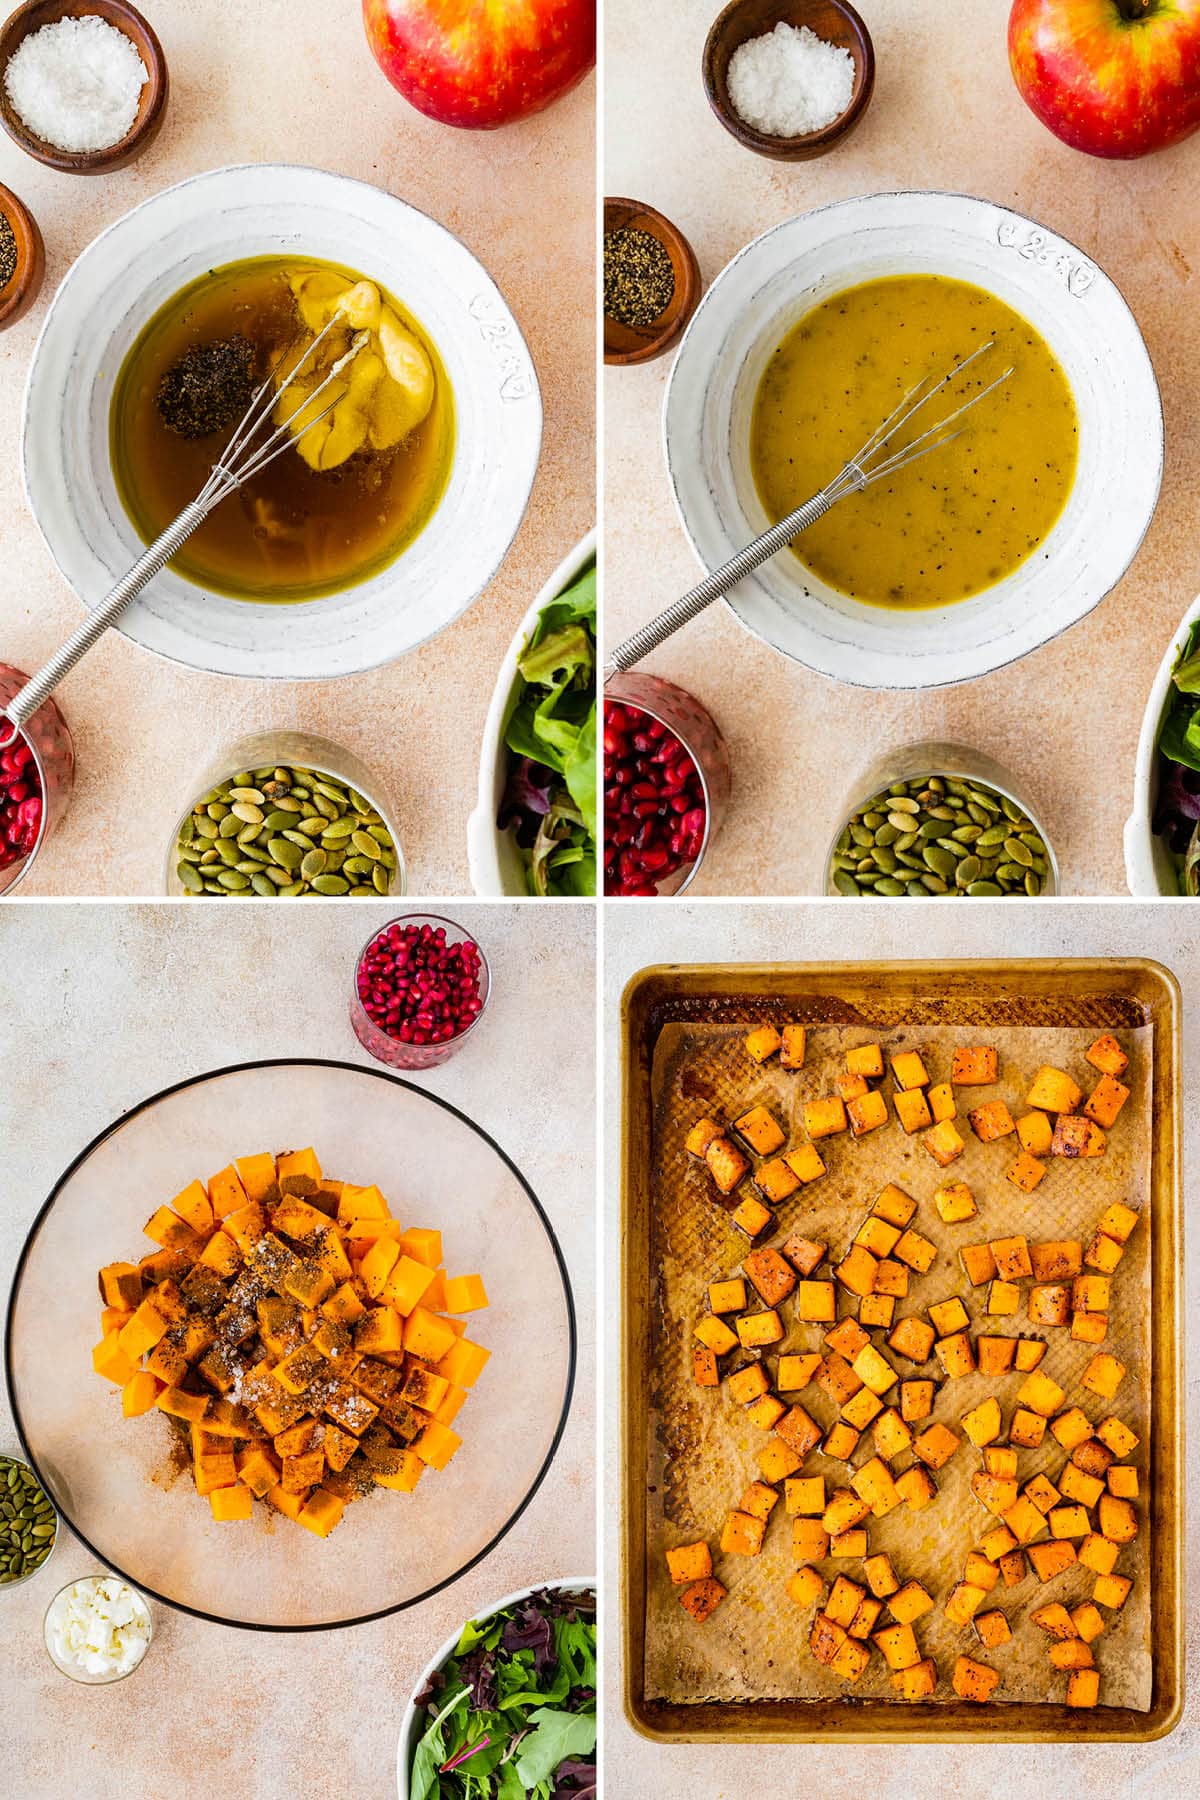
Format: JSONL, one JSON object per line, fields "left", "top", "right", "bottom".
{"left": 4, "top": 14, "right": 148, "bottom": 154}
{"left": 727, "top": 21, "right": 855, "bottom": 138}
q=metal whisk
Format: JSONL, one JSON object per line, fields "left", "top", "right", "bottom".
{"left": 0, "top": 316, "right": 367, "bottom": 743}
{"left": 605, "top": 342, "right": 1013, "bottom": 680}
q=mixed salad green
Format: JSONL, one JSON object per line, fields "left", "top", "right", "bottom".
{"left": 409, "top": 1587, "right": 596, "bottom": 1800}
{"left": 1152, "top": 617, "right": 1200, "bottom": 893}
{"left": 498, "top": 560, "right": 596, "bottom": 897}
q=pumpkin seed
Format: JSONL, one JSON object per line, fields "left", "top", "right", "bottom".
{"left": 300, "top": 848, "right": 327, "bottom": 881}
{"left": 268, "top": 837, "right": 304, "bottom": 870}
{"left": 174, "top": 765, "right": 396, "bottom": 897}
{"left": 831, "top": 771, "right": 1052, "bottom": 898}
{"left": 1003, "top": 836, "right": 1034, "bottom": 867}
{"left": 311, "top": 874, "right": 350, "bottom": 895}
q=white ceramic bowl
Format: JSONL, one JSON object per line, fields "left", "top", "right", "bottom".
{"left": 22, "top": 164, "right": 542, "bottom": 680}
{"left": 1124, "top": 591, "right": 1200, "bottom": 896}
{"left": 664, "top": 190, "right": 1162, "bottom": 690}
{"left": 395, "top": 1577, "right": 595, "bottom": 1798}
{"left": 467, "top": 529, "right": 596, "bottom": 896}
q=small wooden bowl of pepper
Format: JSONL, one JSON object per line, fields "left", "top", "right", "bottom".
{"left": 0, "top": 181, "right": 43, "bottom": 328}
{"left": 604, "top": 198, "right": 702, "bottom": 368}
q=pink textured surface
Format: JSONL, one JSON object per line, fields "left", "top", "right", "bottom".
{"left": 2, "top": 900, "right": 595, "bottom": 1793}
{"left": 0, "top": 0, "right": 595, "bottom": 896}
{"left": 605, "top": 0, "right": 1200, "bottom": 897}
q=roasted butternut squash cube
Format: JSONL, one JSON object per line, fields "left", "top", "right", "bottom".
{"left": 829, "top": 1635, "right": 871, "bottom": 1682}
{"left": 846, "top": 1043, "right": 884, "bottom": 1078}
{"left": 873, "top": 1622, "right": 921, "bottom": 1671}
{"left": 759, "top": 1439, "right": 803, "bottom": 1483}
{"left": 838, "top": 1070, "right": 869, "bottom": 1103}
{"left": 1048, "top": 1504, "right": 1090, "bottom": 1540}
{"left": 1081, "top": 1352, "right": 1126, "bottom": 1401}
{"left": 847, "top": 1595, "right": 883, "bottom": 1639}
{"left": 1027, "top": 1242, "right": 1082, "bottom": 1285}
{"left": 1093, "top": 1572, "right": 1132, "bottom": 1610}
{"left": 1072, "top": 1437, "right": 1116, "bottom": 1478}
{"left": 1060, "top": 1464, "right": 1104, "bottom": 1508}
{"left": 785, "top": 1475, "right": 825, "bottom": 1516}
{"left": 913, "top": 1422, "right": 960, "bottom": 1469}
{"left": 1009, "top": 1408, "right": 1047, "bottom": 1449}
{"left": 825, "top": 1574, "right": 867, "bottom": 1628}
{"left": 855, "top": 1216, "right": 901, "bottom": 1258}
{"left": 929, "top": 1081, "right": 956, "bottom": 1123}
{"left": 851, "top": 1456, "right": 901, "bottom": 1517}
{"left": 795, "top": 1280, "right": 837, "bottom": 1324}
{"left": 863, "top": 1552, "right": 899, "bottom": 1598}
{"left": 776, "top": 1404, "right": 822, "bottom": 1459}
{"left": 780, "top": 1024, "right": 807, "bottom": 1068}
{"left": 809, "top": 1611, "right": 845, "bottom": 1666}
{"left": 923, "top": 1120, "right": 965, "bottom": 1167}
{"left": 783, "top": 1145, "right": 826, "bottom": 1186}
{"left": 1065, "top": 1668, "right": 1100, "bottom": 1709}
{"left": 983, "top": 1448, "right": 1019, "bottom": 1481}
{"left": 874, "top": 1258, "right": 909, "bottom": 1299}
{"left": 971, "top": 1472, "right": 1019, "bottom": 1517}
{"left": 891, "top": 1050, "right": 930, "bottom": 1090}
{"left": 1031, "top": 1601, "right": 1077, "bottom": 1639}
{"left": 970, "top": 1100, "right": 1016, "bottom": 1143}
{"left": 1026, "top": 1541, "right": 1077, "bottom": 1584}
{"left": 835, "top": 1243, "right": 878, "bottom": 1299}
{"left": 960, "top": 1242, "right": 997, "bottom": 1286}
{"left": 1003, "top": 1494, "right": 1049, "bottom": 1546}
{"left": 728, "top": 1363, "right": 770, "bottom": 1405}
{"left": 755, "top": 1156, "right": 801, "bottom": 1204}
{"left": 1026, "top": 1066, "right": 1082, "bottom": 1115}
{"left": 1084, "top": 1074, "right": 1130, "bottom": 1129}
{"left": 1050, "top": 1114, "right": 1102, "bottom": 1157}
{"left": 894, "top": 1230, "right": 937, "bottom": 1274}
{"left": 848, "top": 1089, "right": 889, "bottom": 1136}
{"left": 962, "top": 1396, "right": 1002, "bottom": 1447}
{"left": 1098, "top": 1494, "right": 1138, "bottom": 1544}
{"left": 935, "top": 1332, "right": 976, "bottom": 1379}
{"left": 1024, "top": 1472, "right": 1062, "bottom": 1515}
{"left": 679, "top": 1576, "right": 726, "bottom": 1623}
{"left": 823, "top": 1488, "right": 870, "bottom": 1535}
{"left": 737, "top": 1309, "right": 784, "bottom": 1350}
{"left": 720, "top": 1509, "right": 765, "bottom": 1557}
{"left": 945, "top": 1581, "right": 988, "bottom": 1625}
{"left": 893, "top": 1088, "right": 933, "bottom": 1135}
{"left": 745, "top": 1393, "right": 786, "bottom": 1431}
{"left": 988, "top": 1234, "right": 1031, "bottom": 1281}
{"left": 892, "top": 1467, "right": 936, "bottom": 1514}
{"left": 980, "top": 1523, "right": 1018, "bottom": 1561}
{"left": 730, "top": 1196, "right": 773, "bottom": 1239}
{"left": 1097, "top": 1202, "right": 1140, "bottom": 1245}
{"left": 1015, "top": 1369, "right": 1065, "bottom": 1418}
{"left": 889, "top": 1579, "right": 935, "bottom": 1624}
{"left": 786, "top": 1566, "right": 826, "bottom": 1608}
{"left": 931, "top": 1182, "right": 975, "bottom": 1227}
{"left": 977, "top": 1337, "right": 1016, "bottom": 1377}
{"left": 1014, "top": 1338, "right": 1046, "bottom": 1372}
{"left": 892, "top": 1657, "right": 938, "bottom": 1700}
{"left": 1072, "top": 1274, "right": 1111, "bottom": 1315}
{"left": 1084, "top": 1231, "right": 1125, "bottom": 1275}
{"left": 693, "top": 1315, "right": 739, "bottom": 1357}
{"left": 708, "top": 1277, "right": 747, "bottom": 1314}
{"left": 743, "top": 1248, "right": 797, "bottom": 1307}
{"left": 874, "top": 1184, "right": 918, "bottom": 1228}
{"left": 1096, "top": 1415, "right": 1139, "bottom": 1459}
{"left": 1007, "top": 1152, "right": 1047, "bottom": 1193}
{"left": 706, "top": 1136, "right": 749, "bottom": 1195}
{"left": 1085, "top": 1033, "right": 1128, "bottom": 1076}
{"left": 733, "top": 1104, "right": 785, "bottom": 1157}
{"left": 953, "top": 1655, "right": 999, "bottom": 1703}
{"left": 804, "top": 1097, "right": 848, "bottom": 1140}
{"left": 859, "top": 1293, "right": 895, "bottom": 1329}
{"left": 925, "top": 1295, "right": 967, "bottom": 1338}
{"left": 1016, "top": 1110, "right": 1054, "bottom": 1157}
{"left": 685, "top": 1116, "right": 724, "bottom": 1159}
{"left": 1027, "top": 1284, "right": 1070, "bottom": 1327}
{"left": 999, "top": 1548, "right": 1027, "bottom": 1586}
{"left": 1071, "top": 1601, "right": 1106, "bottom": 1642}
{"left": 900, "top": 1380, "right": 935, "bottom": 1423}
{"left": 951, "top": 1046, "right": 998, "bottom": 1085}
{"left": 1071, "top": 1311, "right": 1108, "bottom": 1346}
{"left": 744, "top": 1025, "right": 782, "bottom": 1064}
{"left": 791, "top": 1518, "right": 830, "bottom": 1561}
{"left": 825, "top": 1317, "right": 870, "bottom": 1361}
{"left": 853, "top": 1343, "right": 898, "bottom": 1396}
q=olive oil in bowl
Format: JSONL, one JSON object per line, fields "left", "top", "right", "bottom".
{"left": 110, "top": 256, "right": 454, "bottom": 603}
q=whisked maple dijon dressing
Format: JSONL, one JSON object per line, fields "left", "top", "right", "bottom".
{"left": 110, "top": 256, "right": 454, "bottom": 602}
{"left": 750, "top": 274, "right": 1078, "bottom": 609}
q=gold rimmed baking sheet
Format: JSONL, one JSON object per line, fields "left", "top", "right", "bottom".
{"left": 620, "top": 961, "right": 1182, "bottom": 1744}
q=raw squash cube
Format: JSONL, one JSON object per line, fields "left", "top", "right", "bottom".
{"left": 730, "top": 1196, "right": 772, "bottom": 1238}
{"left": 402, "top": 1307, "right": 458, "bottom": 1364}
{"left": 339, "top": 1183, "right": 389, "bottom": 1224}
{"left": 934, "top": 1181, "right": 977, "bottom": 1225}
{"left": 708, "top": 1278, "right": 747, "bottom": 1314}
{"left": 733, "top": 1104, "right": 785, "bottom": 1156}
{"left": 785, "top": 1475, "right": 825, "bottom": 1516}
{"left": 929, "top": 1082, "right": 956, "bottom": 1123}
{"left": 281, "top": 1448, "right": 325, "bottom": 1494}
{"left": 402, "top": 1364, "right": 451, "bottom": 1414}
{"left": 143, "top": 1205, "right": 191, "bottom": 1250}
{"left": 846, "top": 1043, "right": 884, "bottom": 1078}
{"left": 320, "top": 1424, "right": 360, "bottom": 1474}
{"left": 1007, "top": 1152, "right": 1046, "bottom": 1193}
{"left": 952, "top": 1046, "right": 998, "bottom": 1085}
{"left": 157, "top": 1386, "right": 209, "bottom": 1423}
{"left": 99, "top": 1262, "right": 143, "bottom": 1311}
{"left": 893, "top": 1088, "right": 933, "bottom": 1135}
{"left": 412, "top": 1420, "right": 462, "bottom": 1470}
{"left": 297, "top": 1488, "right": 345, "bottom": 1538}
{"left": 804, "top": 1097, "right": 848, "bottom": 1140}
{"left": 322, "top": 1282, "right": 366, "bottom": 1326}
{"left": 236, "top": 1445, "right": 281, "bottom": 1498}
{"left": 923, "top": 1120, "right": 965, "bottom": 1166}
{"left": 209, "top": 1484, "right": 253, "bottom": 1522}
{"left": 1086, "top": 1035, "right": 1128, "bottom": 1076}
{"left": 1081, "top": 1353, "right": 1126, "bottom": 1401}
{"left": 891, "top": 1051, "right": 930, "bottom": 1090}
{"left": 208, "top": 1165, "right": 249, "bottom": 1219}
{"left": 743, "top": 1248, "right": 797, "bottom": 1307}
{"left": 780, "top": 1025, "right": 807, "bottom": 1068}
{"left": 893, "top": 1230, "right": 936, "bottom": 1273}
{"left": 756, "top": 1157, "right": 801, "bottom": 1204}
{"left": 835, "top": 1244, "right": 878, "bottom": 1299}
{"left": 744, "top": 1025, "right": 782, "bottom": 1064}
{"left": 873, "top": 1184, "right": 917, "bottom": 1228}
{"left": 1017, "top": 1110, "right": 1054, "bottom": 1157}
{"left": 197, "top": 1232, "right": 240, "bottom": 1278}
{"left": 1026, "top": 1066, "right": 1082, "bottom": 1114}
{"left": 848, "top": 1090, "right": 889, "bottom": 1137}
{"left": 117, "top": 1296, "right": 172, "bottom": 1361}
{"left": 720, "top": 1509, "right": 765, "bottom": 1556}
{"left": 783, "top": 1145, "right": 826, "bottom": 1185}
{"left": 361, "top": 1236, "right": 401, "bottom": 1298}
{"left": 172, "top": 1179, "right": 214, "bottom": 1236}
{"left": 786, "top": 1567, "right": 826, "bottom": 1608}
{"left": 795, "top": 1280, "right": 837, "bottom": 1323}
{"left": 122, "top": 1371, "right": 162, "bottom": 1417}
{"left": 145, "top": 1337, "right": 188, "bottom": 1386}
{"left": 737, "top": 1309, "right": 783, "bottom": 1349}
{"left": 679, "top": 1578, "right": 726, "bottom": 1623}
{"left": 706, "top": 1137, "right": 749, "bottom": 1195}
{"left": 889, "top": 1580, "right": 934, "bottom": 1624}
{"left": 900, "top": 1380, "right": 934, "bottom": 1423}
{"left": 1084, "top": 1075, "right": 1130, "bottom": 1129}
{"left": 276, "top": 1148, "right": 322, "bottom": 1196}
{"left": 274, "top": 1345, "right": 325, "bottom": 1395}
{"left": 960, "top": 1243, "right": 997, "bottom": 1286}
{"left": 970, "top": 1100, "right": 1016, "bottom": 1142}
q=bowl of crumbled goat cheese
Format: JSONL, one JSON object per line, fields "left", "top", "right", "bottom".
{"left": 43, "top": 1574, "right": 152, "bottom": 1683}
{"left": 0, "top": 1, "right": 168, "bottom": 174}
{"left": 702, "top": 0, "right": 874, "bottom": 159}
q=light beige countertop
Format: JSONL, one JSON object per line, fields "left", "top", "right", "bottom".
{"left": 604, "top": 0, "right": 1200, "bottom": 897}
{"left": 603, "top": 900, "right": 1199, "bottom": 1797}
{"left": 2, "top": 901, "right": 595, "bottom": 1797}
{"left": 0, "top": 0, "right": 594, "bottom": 897}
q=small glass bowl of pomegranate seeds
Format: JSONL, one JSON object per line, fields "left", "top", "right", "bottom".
{"left": 603, "top": 672, "right": 730, "bottom": 897}
{"left": 351, "top": 914, "right": 490, "bottom": 1072}
{"left": 0, "top": 663, "right": 75, "bottom": 896}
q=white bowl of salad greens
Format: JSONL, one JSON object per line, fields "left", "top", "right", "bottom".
{"left": 1125, "top": 591, "right": 1200, "bottom": 896}
{"left": 468, "top": 532, "right": 597, "bottom": 897}
{"left": 397, "top": 1579, "right": 596, "bottom": 1800}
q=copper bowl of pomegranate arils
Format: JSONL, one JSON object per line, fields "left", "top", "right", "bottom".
{"left": 350, "top": 914, "right": 490, "bottom": 1072}
{"left": 0, "top": 663, "right": 75, "bottom": 894}
{"left": 603, "top": 672, "right": 730, "bottom": 896}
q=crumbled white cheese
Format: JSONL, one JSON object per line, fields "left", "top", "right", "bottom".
{"left": 46, "top": 1576, "right": 151, "bottom": 1678}
{"left": 4, "top": 15, "right": 147, "bottom": 154}
{"left": 727, "top": 22, "right": 855, "bottom": 139}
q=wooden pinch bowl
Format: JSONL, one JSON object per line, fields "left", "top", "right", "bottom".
{"left": 702, "top": 0, "right": 874, "bottom": 160}
{"left": 0, "top": 0, "right": 168, "bottom": 173}
{"left": 0, "top": 181, "right": 43, "bottom": 325}
{"left": 604, "top": 197, "right": 701, "bottom": 368}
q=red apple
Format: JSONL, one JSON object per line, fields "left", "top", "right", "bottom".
{"left": 1009, "top": 0, "right": 1200, "bottom": 157}
{"left": 363, "top": 0, "right": 595, "bottom": 130}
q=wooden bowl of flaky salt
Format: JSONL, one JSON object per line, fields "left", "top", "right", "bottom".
{"left": 702, "top": 0, "right": 874, "bottom": 160}
{"left": 0, "top": 0, "right": 167, "bottom": 174}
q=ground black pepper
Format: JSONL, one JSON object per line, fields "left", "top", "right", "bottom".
{"left": 0, "top": 210, "right": 17, "bottom": 291}
{"left": 604, "top": 227, "right": 675, "bottom": 328}
{"left": 156, "top": 333, "right": 255, "bottom": 438}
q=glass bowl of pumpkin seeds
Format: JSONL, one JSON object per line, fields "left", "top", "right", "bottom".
{"left": 824, "top": 741, "right": 1059, "bottom": 899}
{"left": 0, "top": 1451, "right": 58, "bottom": 1589}
{"left": 164, "top": 730, "right": 406, "bottom": 899}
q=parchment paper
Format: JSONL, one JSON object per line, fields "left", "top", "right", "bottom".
{"left": 645, "top": 1019, "right": 1153, "bottom": 1711}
